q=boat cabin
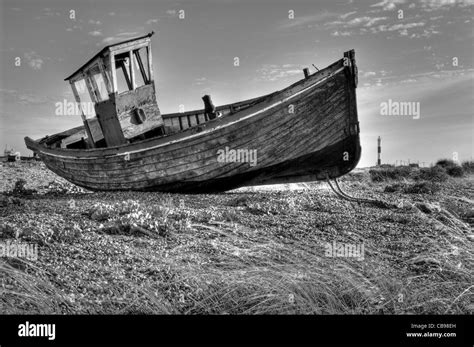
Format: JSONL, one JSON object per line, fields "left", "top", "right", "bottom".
{"left": 62, "top": 32, "right": 163, "bottom": 149}
{"left": 41, "top": 32, "right": 286, "bottom": 150}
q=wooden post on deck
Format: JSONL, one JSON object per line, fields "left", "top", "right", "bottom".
{"left": 202, "top": 95, "right": 217, "bottom": 120}
{"left": 129, "top": 51, "right": 136, "bottom": 90}
{"left": 110, "top": 53, "right": 118, "bottom": 93}
{"left": 98, "top": 60, "right": 112, "bottom": 95}
{"left": 87, "top": 72, "right": 102, "bottom": 102}
{"left": 70, "top": 81, "right": 95, "bottom": 148}
{"left": 303, "top": 68, "right": 310, "bottom": 79}
{"left": 147, "top": 44, "right": 154, "bottom": 83}
{"left": 84, "top": 73, "right": 99, "bottom": 103}
{"left": 120, "top": 60, "right": 133, "bottom": 91}
{"left": 134, "top": 50, "right": 149, "bottom": 84}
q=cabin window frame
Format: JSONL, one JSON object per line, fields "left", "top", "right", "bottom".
{"left": 116, "top": 51, "right": 133, "bottom": 93}
{"left": 133, "top": 48, "right": 149, "bottom": 85}
{"left": 68, "top": 58, "right": 113, "bottom": 105}
{"left": 109, "top": 43, "right": 153, "bottom": 95}
{"left": 70, "top": 77, "right": 96, "bottom": 118}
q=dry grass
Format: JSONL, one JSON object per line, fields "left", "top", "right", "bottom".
{"left": 0, "top": 161, "right": 473, "bottom": 314}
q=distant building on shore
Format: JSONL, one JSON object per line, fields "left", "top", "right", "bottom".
{"left": 2, "top": 145, "right": 18, "bottom": 162}
{"left": 4, "top": 145, "right": 14, "bottom": 156}
{"left": 1, "top": 145, "right": 39, "bottom": 162}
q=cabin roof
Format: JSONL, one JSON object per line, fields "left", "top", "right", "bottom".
{"left": 64, "top": 32, "right": 154, "bottom": 81}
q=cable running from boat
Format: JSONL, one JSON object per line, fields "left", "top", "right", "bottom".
{"left": 325, "top": 175, "right": 396, "bottom": 209}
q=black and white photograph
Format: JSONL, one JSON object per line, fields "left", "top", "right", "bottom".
{"left": 0, "top": 0, "right": 472, "bottom": 345}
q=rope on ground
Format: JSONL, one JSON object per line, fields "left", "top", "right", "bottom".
{"left": 325, "top": 174, "right": 397, "bottom": 209}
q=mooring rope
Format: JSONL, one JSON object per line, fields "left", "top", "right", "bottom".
{"left": 325, "top": 175, "right": 396, "bottom": 209}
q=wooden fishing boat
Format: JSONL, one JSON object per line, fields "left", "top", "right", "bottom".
{"left": 25, "top": 32, "right": 361, "bottom": 193}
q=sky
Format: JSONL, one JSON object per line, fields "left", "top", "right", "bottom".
{"left": 0, "top": 0, "right": 473, "bottom": 167}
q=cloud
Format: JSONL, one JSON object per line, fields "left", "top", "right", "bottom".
{"left": 332, "top": 31, "right": 352, "bottom": 36}
{"left": 0, "top": 89, "right": 53, "bottom": 105}
{"left": 63, "top": 90, "right": 74, "bottom": 98}
{"left": 386, "top": 22, "right": 426, "bottom": 31}
{"left": 108, "top": 12, "right": 116, "bottom": 16}
{"left": 363, "top": 71, "right": 377, "bottom": 77}
{"left": 88, "top": 19, "right": 102, "bottom": 25}
{"left": 102, "top": 37, "right": 118, "bottom": 44}
{"left": 280, "top": 12, "right": 338, "bottom": 29}
{"left": 88, "top": 31, "right": 102, "bottom": 37}
{"left": 368, "top": 22, "right": 427, "bottom": 36}
{"left": 340, "top": 11, "right": 357, "bottom": 19}
{"left": 117, "top": 32, "right": 139, "bottom": 36}
{"left": 409, "top": 26, "right": 440, "bottom": 38}
{"left": 420, "top": 0, "right": 474, "bottom": 9}
{"left": 357, "top": 70, "right": 394, "bottom": 86}
{"left": 327, "top": 12, "right": 430, "bottom": 38}
{"left": 166, "top": 9, "right": 177, "bottom": 15}
{"left": 146, "top": 18, "right": 159, "bottom": 25}
{"left": 42, "top": 7, "right": 61, "bottom": 16}
{"left": 67, "top": 24, "right": 83, "bottom": 32}
{"left": 100, "top": 32, "right": 140, "bottom": 45}
{"left": 399, "top": 29, "right": 409, "bottom": 36}
{"left": 326, "top": 16, "right": 387, "bottom": 28}
{"left": 256, "top": 64, "right": 304, "bottom": 82}
{"left": 353, "top": 16, "right": 387, "bottom": 27}
{"left": 24, "top": 51, "right": 44, "bottom": 70}
{"left": 371, "top": 0, "right": 406, "bottom": 10}
{"left": 193, "top": 77, "right": 207, "bottom": 86}
{"left": 361, "top": 68, "right": 473, "bottom": 91}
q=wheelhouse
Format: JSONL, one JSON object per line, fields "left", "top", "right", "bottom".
{"left": 64, "top": 32, "right": 163, "bottom": 149}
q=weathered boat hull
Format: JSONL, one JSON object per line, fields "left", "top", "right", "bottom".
{"left": 25, "top": 50, "right": 361, "bottom": 193}
{"left": 138, "top": 134, "right": 360, "bottom": 193}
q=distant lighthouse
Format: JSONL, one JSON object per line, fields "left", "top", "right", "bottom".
{"left": 377, "top": 136, "right": 381, "bottom": 166}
